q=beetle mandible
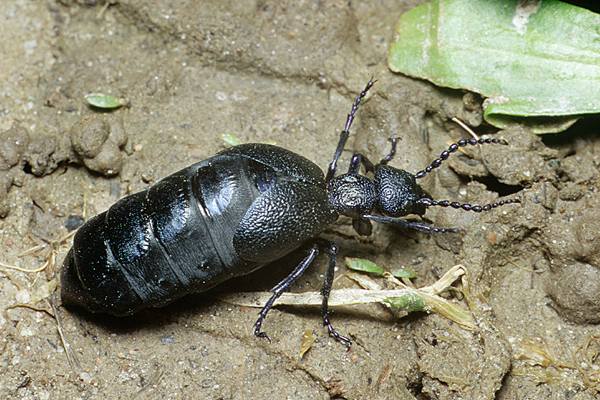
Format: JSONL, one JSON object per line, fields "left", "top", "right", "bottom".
{"left": 61, "top": 80, "right": 518, "bottom": 346}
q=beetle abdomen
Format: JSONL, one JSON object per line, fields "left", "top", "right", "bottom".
{"left": 61, "top": 144, "right": 328, "bottom": 316}
{"left": 62, "top": 157, "right": 259, "bottom": 315}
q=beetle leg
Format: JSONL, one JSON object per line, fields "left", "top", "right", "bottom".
{"left": 379, "top": 137, "right": 399, "bottom": 165}
{"left": 349, "top": 136, "right": 396, "bottom": 174}
{"left": 253, "top": 244, "right": 320, "bottom": 342}
{"left": 326, "top": 79, "right": 376, "bottom": 182}
{"left": 352, "top": 217, "right": 373, "bottom": 236}
{"left": 363, "top": 214, "right": 460, "bottom": 234}
{"left": 348, "top": 153, "right": 375, "bottom": 175}
{"left": 318, "top": 239, "right": 352, "bottom": 348}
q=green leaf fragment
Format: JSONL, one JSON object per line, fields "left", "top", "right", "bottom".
{"left": 345, "top": 257, "right": 385, "bottom": 276}
{"left": 222, "top": 133, "right": 242, "bottom": 147}
{"left": 392, "top": 267, "right": 417, "bottom": 279}
{"left": 85, "top": 93, "right": 128, "bottom": 109}
{"left": 388, "top": 0, "right": 600, "bottom": 134}
{"left": 385, "top": 293, "right": 427, "bottom": 312}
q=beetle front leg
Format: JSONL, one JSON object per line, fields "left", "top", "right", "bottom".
{"left": 253, "top": 244, "right": 320, "bottom": 341}
{"left": 319, "top": 239, "right": 352, "bottom": 347}
{"left": 326, "top": 79, "right": 376, "bottom": 182}
{"left": 348, "top": 153, "right": 375, "bottom": 175}
{"left": 363, "top": 214, "right": 460, "bottom": 234}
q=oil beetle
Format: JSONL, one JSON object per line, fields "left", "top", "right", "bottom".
{"left": 61, "top": 80, "right": 518, "bottom": 346}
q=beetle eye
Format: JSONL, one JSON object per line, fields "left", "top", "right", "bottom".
{"left": 255, "top": 170, "right": 277, "bottom": 193}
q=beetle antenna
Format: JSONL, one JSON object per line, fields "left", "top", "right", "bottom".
{"left": 414, "top": 137, "right": 507, "bottom": 179}
{"left": 417, "top": 197, "right": 520, "bottom": 212}
{"left": 326, "top": 78, "right": 376, "bottom": 182}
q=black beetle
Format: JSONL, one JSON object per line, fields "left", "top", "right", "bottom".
{"left": 61, "top": 80, "right": 518, "bottom": 346}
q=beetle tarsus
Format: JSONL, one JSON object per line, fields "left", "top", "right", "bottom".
{"left": 324, "top": 312, "right": 352, "bottom": 348}
{"left": 379, "top": 137, "right": 399, "bottom": 165}
{"left": 253, "top": 323, "right": 272, "bottom": 343}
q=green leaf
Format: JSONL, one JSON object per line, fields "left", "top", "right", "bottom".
{"left": 384, "top": 293, "right": 427, "bottom": 312}
{"left": 345, "top": 257, "right": 385, "bottom": 276}
{"left": 388, "top": 0, "right": 600, "bottom": 134}
{"left": 222, "top": 133, "right": 242, "bottom": 147}
{"left": 391, "top": 267, "right": 417, "bottom": 280}
{"left": 85, "top": 93, "right": 128, "bottom": 109}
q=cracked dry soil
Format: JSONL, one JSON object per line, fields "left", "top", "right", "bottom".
{"left": 1, "top": 1, "right": 600, "bottom": 399}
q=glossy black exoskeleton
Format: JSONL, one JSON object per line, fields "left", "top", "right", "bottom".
{"left": 61, "top": 80, "right": 518, "bottom": 346}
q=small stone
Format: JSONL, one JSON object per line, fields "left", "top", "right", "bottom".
{"left": 64, "top": 215, "right": 85, "bottom": 231}
{"left": 545, "top": 261, "right": 600, "bottom": 324}
{"left": 160, "top": 335, "right": 175, "bottom": 345}
{"left": 79, "top": 372, "right": 93, "bottom": 384}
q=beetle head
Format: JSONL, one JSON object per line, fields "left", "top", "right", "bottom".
{"left": 373, "top": 164, "right": 427, "bottom": 217}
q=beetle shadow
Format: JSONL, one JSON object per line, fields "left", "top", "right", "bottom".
{"left": 61, "top": 294, "right": 220, "bottom": 335}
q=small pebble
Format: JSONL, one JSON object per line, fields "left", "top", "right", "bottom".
{"left": 160, "top": 335, "right": 175, "bottom": 345}
{"left": 64, "top": 215, "right": 85, "bottom": 231}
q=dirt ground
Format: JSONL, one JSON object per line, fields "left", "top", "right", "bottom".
{"left": 1, "top": 1, "right": 600, "bottom": 399}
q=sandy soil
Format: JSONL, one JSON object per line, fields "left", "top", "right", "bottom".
{"left": 1, "top": 1, "right": 600, "bottom": 399}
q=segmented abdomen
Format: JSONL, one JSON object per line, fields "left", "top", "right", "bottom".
{"left": 62, "top": 155, "right": 261, "bottom": 315}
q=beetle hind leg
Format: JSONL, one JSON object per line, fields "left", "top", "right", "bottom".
{"left": 253, "top": 244, "right": 319, "bottom": 341}
{"left": 252, "top": 240, "right": 352, "bottom": 348}
{"left": 319, "top": 239, "right": 352, "bottom": 347}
